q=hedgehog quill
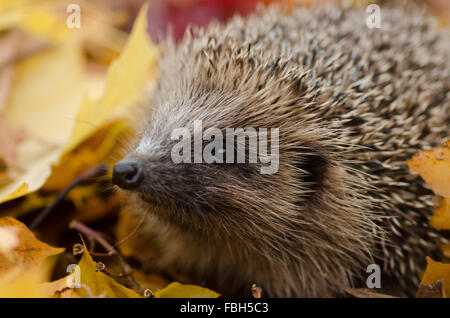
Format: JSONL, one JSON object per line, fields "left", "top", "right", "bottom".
{"left": 113, "top": 4, "right": 450, "bottom": 297}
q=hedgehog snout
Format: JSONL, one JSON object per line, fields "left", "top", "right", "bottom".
{"left": 112, "top": 159, "right": 144, "bottom": 189}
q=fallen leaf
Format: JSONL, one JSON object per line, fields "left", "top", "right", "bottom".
{"left": 407, "top": 141, "right": 450, "bottom": 197}
{"left": 0, "top": 217, "right": 63, "bottom": 297}
{"left": 0, "top": 117, "right": 26, "bottom": 170}
{"left": 419, "top": 257, "right": 450, "bottom": 298}
{"left": 65, "top": 3, "right": 157, "bottom": 152}
{"left": 417, "top": 280, "right": 446, "bottom": 298}
{"left": 75, "top": 241, "right": 141, "bottom": 298}
{"left": 43, "top": 121, "right": 129, "bottom": 192}
{"left": 251, "top": 283, "right": 262, "bottom": 298}
{"left": 0, "top": 217, "right": 64, "bottom": 275}
{"left": 132, "top": 270, "right": 169, "bottom": 294}
{"left": 0, "top": 192, "right": 56, "bottom": 220}
{"left": 0, "top": 28, "right": 49, "bottom": 69}
{"left": 0, "top": 33, "right": 87, "bottom": 203}
{"left": 154, "top": 282, "right": 219, "bottom": 298}
{"left": 0, "top": 217, "right": 64, "bottom": 274}
{"left": 0, "top": 3, "right": 156, "bottom": 203}
{"left": 0, "top": 266, "right": 49, "bottom": 298}
{"left": 41, "top": 274, "right": 81, "bottom": 298}
{"left": 440, "top": 243, "right": 450, "bottom": 258}
{"left": 0, "top": 226, "right": 18, "bottom": 253}
{"left": 430, "top": 197, "right": 450, "bottom": 230}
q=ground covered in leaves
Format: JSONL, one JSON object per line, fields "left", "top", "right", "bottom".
{"left": 0, "top": 0, "right": 449, "bottom": 298}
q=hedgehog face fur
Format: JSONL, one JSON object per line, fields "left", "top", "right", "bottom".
{"left": 114, "top": 4, "right": 450, "bottom": 297}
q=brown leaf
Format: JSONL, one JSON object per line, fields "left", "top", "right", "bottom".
{"left": 0, "top": 217, "right": 64, "bottom": 276}
{"left": 419, "top": 257, "right": 450, "bottom": 298}
{"left": 407, "top": 141, "right": 450, "bottom": 197}
{"left": 417, "top": 280, "right": 446, "bottom": 298}
{"left": 251, "top": 283, "right": 262, "bottom": 298}
{"left": 430, "top": 197, "right": 450, "bottom": 230}
{"left": 40, "top": 275, "right": 81, "bottom": 298}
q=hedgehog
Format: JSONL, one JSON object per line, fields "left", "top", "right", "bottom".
{"left": 112, "top": 3, "right": 450, "bottom": 297}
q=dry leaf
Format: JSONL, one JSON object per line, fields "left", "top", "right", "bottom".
{"left": 0, "top": 3, "right": 156, "bottom": 203}
{"left": 440, "top": 243, "right": 450, "bottom": 259}
{"left": 43, "top": 121, "right": 129, "bottom": 192}
{"left": 417, "top": 280, "right": 446, "bottom": 298}
{"left": 154, "top": 282, "right": 219, "bottom": 298}
{"left": 0, "top": 217, "right": 63, "bottom": 297}
{"left": 75, "top": 241, "right": 141, "bottom": 298}
{"left": 65, "top": 3, "right": 157, "bottom": 152}
{"left": 0, "top": 34, "right": 87, "bottom": 203}
{"left": 419, "top": 257, "right": 450, "bottom": 298}
{"left": 0, "top": 226, "right": 18, "bottom": 253}
{"left": 251, "top": 283, "right": 262, "bottom": 298}
{"left": 0, "top": 217, "right": 64, "bottom": 275}
{"left": 132, "top": 270, "right": 169, "bottom": 294}
{"left": 0, "top": 267, "right": 49, "bottom": 298}
{"left": 407, "top": 141, "right": 450, "bottom": 198}
{"left": 0, "top": 117, "right": 26, "bottom": 169}
{"left": 41, "top": 274, "right": 81, "bottom": 298}
{"left": 430, "top": 197, "right": 450, "bottom": 230}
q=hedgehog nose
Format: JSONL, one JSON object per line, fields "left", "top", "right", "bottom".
{"left": 112, "top": 160, "right": 143, "bottom": 189}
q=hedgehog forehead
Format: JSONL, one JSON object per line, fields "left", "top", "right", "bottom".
{"left": 135, "top": 100, "right": 230, "bottom": 158}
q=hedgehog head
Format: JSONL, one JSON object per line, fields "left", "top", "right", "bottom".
{"left": 113, "top": 22, "right": 382, "bottom": 295}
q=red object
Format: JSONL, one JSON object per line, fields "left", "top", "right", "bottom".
{"left": 146, "top": 0, "right": 262, "bottom": 42}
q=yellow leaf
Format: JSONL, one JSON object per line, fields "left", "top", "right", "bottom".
{"left": 430, "top": 197, "right": 450, "bottom": 230}
{"left": 43, "top": 121, "right": 129, "bottom": 192}
{"left": 0, "top": 192, "right": 55, "bottom": 220}
{"left": 419, "top": 257, "right": 450, "bottom": 298}
{"left": 0, "top": 35, "right": 87, "bottom": 203}
{"left": 21, "top": 7, "right": 70, "bottom": 44}
{"left": 154, "top": 282, "right": 220, "bottom": 298}
{"left": 407, "top": 141, "right": 450, "bottom": 197}
{"left": 0, "top": 217, "right": 64, "bottom": 275}
{"left": 41, "top": 274, "right": 81, "bottom": 298}
{"left": 0, "top": 2, "right": 69, "bottom": 43}
{"left": 0, "top": 217, "right": 62, "bottom": 296}
{"left": 132, "top": 270, "right": 169, "bottom": 293}
{"left": 0, "top": 3, "right": 156, "bottom": 204}
{"left": 0, "top": 266, "right": 49, "bottom": 298}
{"left": 441, "top": 244, "right": 450, "bottom": 259}
{"left": 65, "top": 3, "right": 157, "bottom": 152}
{"left": 0, "top": 1, "right": 29, "bottom": 31}
{"left": 75, "top": 241, "right": 140, "bottom": 298}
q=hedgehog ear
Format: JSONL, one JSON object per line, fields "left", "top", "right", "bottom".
{"left": 294, "top": 150, "right": 327, "bottom": 191}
